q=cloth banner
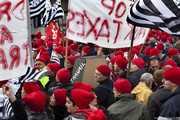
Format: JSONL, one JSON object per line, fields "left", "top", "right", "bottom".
{"left": 66, "top": 0, "right": 150, "bottom": 48}
{"left": 0, "top": 0, "right": 31, "bottom": 80}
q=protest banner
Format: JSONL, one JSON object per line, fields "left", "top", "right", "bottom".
{"left": 0, "top": 0, "right": 32, "bottom": 80}
{"left": 66, "top": 0, "right": 150, "bottom": 48}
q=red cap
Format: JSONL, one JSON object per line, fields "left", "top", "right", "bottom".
{"left": 82, "top": 46, "right": 91, "bottom": 54}
{"left": 110, "top": 56, "right": 117, "bottom": 65}
{"left": 23, "top": 82, "right": 40, "bottom": 94}
{"left": 144, "top": 46, "right": 151, "bottom": 55}
{"left": 161, "top": 35, "right": 167, "bottom": 42}
{"left": 73, "top": 82, "right": 94, "bottom": 92}
{"left": 163, "top": 67, "right": 180, "bottom": 85}
{"left": 54, "top": 89, "right": 67, "bottom": 107}
{"left": 115, "top": 56, "right": 128, "bottom": 71}
{"left": 131, "top": 58, "right": 145, "bottom": 68}
{"left": 54, "top": 46, "right": 63, "bottom": 54}
{"left": 47, "top": 41, "right": 53, "bottom": 48}
{"left": 35, "top": 57, "right": 46, "bottom": 64}
{"left": 36, "top": 46, "right": 47, "bottom": 55}
{"left": 114, "top": 79, "right": 131, "bottom": 93}
{"left": 114, "top": 51, "right": 124, "bottom": 57}
{"left": 96, "top": 64, "right": 111, "bottom": 77}
{"left": 62, "top": 47, "right": 71, "bottom": 56}
{"left": 47, "top": 63, "right": 60, "bottom": 74}
{"left": 35, "top": 32, "right": 41, "bottom": 39}
{"left": 56, "top": 68, "right": 70, "bottom": 83}
{"left": 168, "top": 49, "right": 179, "bottom": 57}
{"left": 156, "top": 43, "right": 164, "bottom": 51}
{"left": 87, "top": 110, "right": 107, "bottom": 120}
{"left": 67, "top": 56, "right": 76, "bottom": 65}
{"left": 23, "top": 91, "right": 46, "bottom": 112}
{"left": 70, "top": 43, "right": 78, "bottom": 51}
{"left": 150, "top": 48, "right": 161, "bottom": 57}
{"left": 40, "top": 51, "right": 50, "bottom": 62}
{"left": 167, "top": 36, "right": 173, "bottom": 43}
{"left": 163, "top": 59, "right": 178, "bottom": 67}
{"left": 71, "top": 89, "right": 95, "bottom": 109}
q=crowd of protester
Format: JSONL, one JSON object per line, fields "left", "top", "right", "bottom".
{"left": 2, "top": 28, "right": 180, "bottom": 120}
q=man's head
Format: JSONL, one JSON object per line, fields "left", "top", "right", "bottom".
{"left": 82, "top": 46, "right": 91, "bottom": 56}
{"left": 130, "top": 58, "right": 145, "bottom": 72}
{"left": 149, "top": 57, "right": 159, "bottom": 74}
{"left": 35, "top": 58, "right": 46, "bottom": 70}
{"left": 140, "top": 73, "right": 153, "bottom": 88}
{"left": 153, "top": 69, "right": 164, "bottom": 86}
{"left": 65, "top": 56, "right": 76, "bottom": 69}
{"left": 162, "top": 67, "right": 180, "bottom": 92}
{"left": 95, "top": 65, "right": 111, "bottom": 82}
{"left": 47, "top": 63, "right": 60, "bottom": 76}
{"left": 114, "top": 56, "right": 128, "bottom": 73}
{"left": 97, "top": 47, "right": 110, "bottom": 56}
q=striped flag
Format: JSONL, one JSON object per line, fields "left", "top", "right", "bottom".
{"left": 29, "top": 0, "right": 46, "bottom": 18}
{"left": 41, "top": 0, "right": 64, "bottom": 26}
{"left": 127, "top": 0, "right": 180, "bottom": 35}
{"left": 50, "top": 50, "right": 60, "bottom": 64}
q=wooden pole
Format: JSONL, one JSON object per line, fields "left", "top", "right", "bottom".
{"left": 58, "top": 19, "right": 65, "bottom": 47}
{"left": 64, "top": 37, "right": 68, "bottom": 69}
{"left": 127, "top": 25, "right": 136, "bottom": 77}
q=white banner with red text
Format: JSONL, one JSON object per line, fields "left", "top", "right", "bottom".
{"left": 0, "top": 0, "right": 31, "bottom": 80}
{"left": 66, "top": 0, "right": 150, "bottom": 48}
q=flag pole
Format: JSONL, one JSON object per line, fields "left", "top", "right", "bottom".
{"left": 127, "top": 25, "right": 136, "bottom": 77}
{"left": 64, "top": 37, "right": 68, "bottom": 69}
{"left": 58, "top": 19, "right": 65, "bottom": 47}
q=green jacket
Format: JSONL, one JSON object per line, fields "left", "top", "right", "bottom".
{"left": 108, "top": 93, "right": 150, "bottom": 120}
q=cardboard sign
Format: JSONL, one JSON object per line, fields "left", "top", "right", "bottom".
{"left": 0, "top": 0, "right": 31, "bottom": 80}
{"left": 66, "top": 0, "right": 150, "bottom": 48}
{"left": 70, "top": 56, "right": 107, "bottom": 88}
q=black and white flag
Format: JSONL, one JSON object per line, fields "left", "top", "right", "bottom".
{"left": 50, "top": 50, "right": 60, "bottom": 64}
{"left": 29, "top": 0, "right": 46, "bottom": 18}
{"left": 41, "top": 0, "right": 64, "bottom": 26}
{"left": 127, "top": 0, "right": 180, "bottom": 35}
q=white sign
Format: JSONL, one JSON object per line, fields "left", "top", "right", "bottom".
{"left": 66, "top": 0, "right": 150, "bottom": 48}
{"left": 0, "top": 0, "right": 31, "bottom": 80}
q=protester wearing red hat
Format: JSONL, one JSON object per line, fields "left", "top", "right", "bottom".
{"left": 62, "top": 47, "right": 71, "bottom": 56}
{"left": 64, "top": 89, "right": 95, "bottom": 119}
{"left": 47, "top": 68, "right": 73, "bottom": 96}
{"left": 168, "top": 48, "right": 179, "bottom": 58}
{"left": 70, "top": 43, "right": 81, "bottom": 57}
{"left": 159, "top": 67, "right": 180, "bottom": 119}
{"left": 64, "top": 56, "right": 76, "bottom": 80}
{"left": 82, "top": 46, "right": 91, "bottom": 56}
{"left": 163, "top": 59, "right": 178, "bottom": 68}
{"left": 114, "top": 56, "right": 128, "bottom": 79}
{"left": 49, "top": 89, "right": 69, "bottom": 120}
{"left": 40, "top": 51, "right": 50, "bottom": 62}
{"left": 114, "top": 51, "right": 124, "bottom": 57}
{"left": 127, "top": 58, "right": 146, "bottom": 89}
{"left": 87, "top": 109, "right": 107, "bottom": 120}
{"left": 95, "top": 65, "right": 115, "bottom": 108}
{"left": 108, "top": 79, "right": 150, "bottom": 120}
{"left": 35, "top": 57, "right": 47, "bottom": 70}
{"left": 156, "top": 43, "right": 164, "bottom": 51}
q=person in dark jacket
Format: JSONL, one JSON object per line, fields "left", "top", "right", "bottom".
{"left": 127, "top": 58, "right": 146, "bottom": 90}
{"left": 95, "top": 65, "right": 115, "bottom": 108}
{"left": 147, "top": 69, "right": 171, "bottom": 120}
{"left": 108, "top": 79, "right": 150, "bottom": 120}
{"left": 158, "top": 67, "right": 180, "bottom": 119}
{"left": 47, "top": 68, "right": 73, "bottom": 96}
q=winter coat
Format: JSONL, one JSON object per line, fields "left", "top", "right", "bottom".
{"left": 132, "top": 82, "right": 153, "bottom": 106}
{"left": 95, "top": 78, "right": 115, "bottom": 108}
{"left": 147, "top": 85, "right": 171, "bottom": 120}
{"left": 127, "top": 68, "right": 146, "bottom": 90}
{"left": 158, "top": 87, "right": 180, "bottom": 119}
{"left": 108, "top": 93, "right": 150, "bottom": 120}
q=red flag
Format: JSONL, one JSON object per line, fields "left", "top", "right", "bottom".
{"left": 45, "top": 21, "right": 62, "bottom": 44}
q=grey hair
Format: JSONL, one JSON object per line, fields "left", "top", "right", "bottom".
{"left": 140, "top": 73, "right": 153, "bottom": 83}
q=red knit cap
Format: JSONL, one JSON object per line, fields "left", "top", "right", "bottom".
{"left": 23, "top": 82, "right": 40, "bottom": 94}
{"left": 131, "top": 58, "right": 145, "bottom": 68}
{"left": 114, "top": 51, "right": 124, "bottom": 57}
{"left": 54, "top": 46, "right": 63, "bottom": 54}
{"left": 47, "top": 41, "right": 53, "bottom": 48}
{"left": 113, "top": 79, "right": 131, "bottom": 93}
{"left": 115, "top": 56, "right": 128, "bottom": 71}
{"left": 163, "top": 67, "right": 180, "bottom": 85}
{"left": 70, "top": 43, "right": 78, "bottom": 51}
{"left": 163, "top": 59, "right": 178, "bottom": 67}
{"left": 150, "top": 48, "right": 161, "bottom": 57}
{"left": 71, "top": 89, "right": 95, "bottom": 109}
{"left": 35, "top": 32, "right": 41, "bottom": 39}
{"left": 54, "top": 89, "right": 67, "bottom": 107}
{"left": 161, "top": 35, "right": 167, "bottom": 42}
{"left": 35, "top": 57, "right": 46, "bottom": 64}
{"left": 156, "top": 43, "right": 164, "bottom": 51}
{"left": 67, "top": 56, "right": 76, "bottom": 65}
{"left": 128, "top": 48, "right": 139, "bottom": 59}
{"left": 120, "top": 47, "right": 129, "bottom": 52}
{"left": 40, "top": 51, "right": 50, "bottom": 62}
{"left": 96, "top": 64, "right": 111, "bottom": 77}
{"left": 87, "top": 110, "right": 107, "bottom": 120}
{"left": 110, "top": 56, "right": 117, "bottom": 65}
{"left": 144, "top": 46, "right": 151, "bottom": 55}
{"left": 168, "top": 49, "right": 179, "bottom": 57}
{"left": 73, "top": 82, "right": 94, "bottom": 92}
{"left": 82, "top": 46, "right": 91, "bottom": 54}
{"left": 36, "top": 46, "right": 47, "bottom": 55}
{"left": 23, "top": 91, "right": 46, "bottom": 112}
{"left": 62, "top": 47, "right": 71, "bottom": 56}
{"left": 47, "top": 63, "right": 60, "bottom": 74}
{"left": 33, "top": 41, "right": 41, "bottom": 48}
{"left": 56, "top": 68, "right": 70, "bottom": 83}
{"left": 167, "top": 36, "right": 173, "bottom": 43}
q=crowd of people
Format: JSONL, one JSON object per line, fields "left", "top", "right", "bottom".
{"left": 1, "top": 28, "right": 180, "bottom": 120}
